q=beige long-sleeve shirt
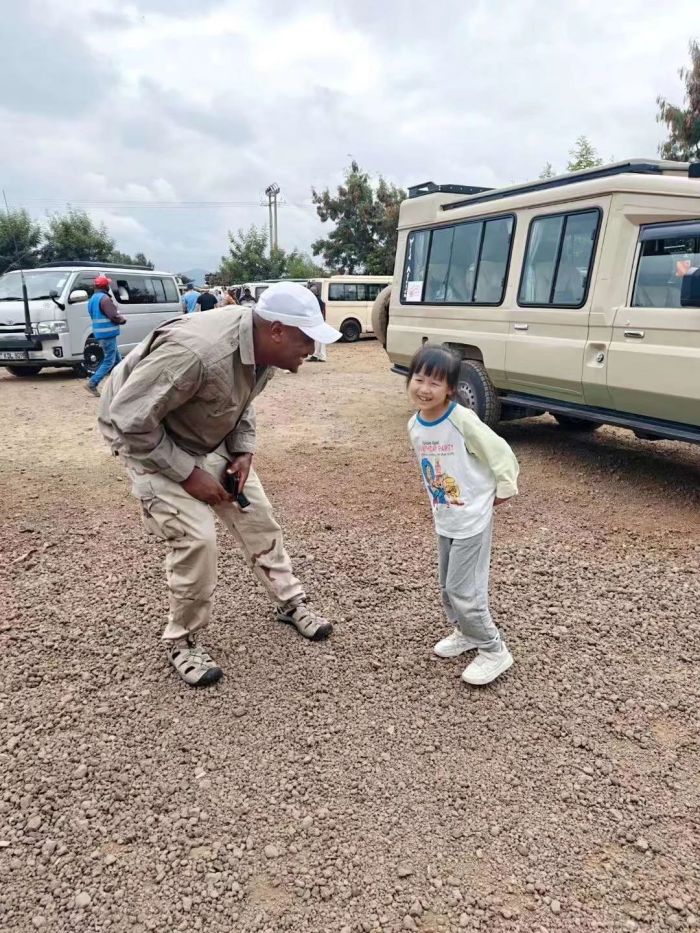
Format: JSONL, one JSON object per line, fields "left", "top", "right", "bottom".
{"left": 98, "top": 307, "right": 272, "bottom": 483}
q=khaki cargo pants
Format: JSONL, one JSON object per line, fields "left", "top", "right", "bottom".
{"left": 124, "top": 447, "right": 304, "bottom": 641}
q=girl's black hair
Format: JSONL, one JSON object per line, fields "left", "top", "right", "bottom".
{"left": 406, "top": 344, "right": 460, "bottom": 393}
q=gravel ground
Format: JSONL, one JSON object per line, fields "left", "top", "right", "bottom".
{"left": 1, "top": 341, "right": 699, "bottom": 933}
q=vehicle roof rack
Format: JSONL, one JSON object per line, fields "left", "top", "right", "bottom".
{"left": 409, "top": 181, "right": 493, "bottom": 200}
{"left": 38, "top": 260, "right": 155, "bottom": 271}
{"left": 440, "top": 160, "right": 694, "bottom": 211}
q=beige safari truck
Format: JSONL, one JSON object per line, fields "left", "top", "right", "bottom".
{"left": 373, "top": 160, "right": 700, "bottom": 444}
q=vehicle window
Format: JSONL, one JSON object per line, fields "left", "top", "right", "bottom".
{"left": 162, "top": 278, "right": 179, "bottom": 302}
{"left": 329, "top": 283, "right": 359, "bottom": 301}
{"left": 150, "top": 278, "right": 167, "bottom": 302}
{"left": 402, "top": 229, "right": 430, "bottom": 301}
{"left": 474, "top": 216, "right": 514, "bottom": 304}
{"left": 425, "top": 227, "right": 454, "bottom": 302}
{"left": 519, "top": 209, "right": 599, "bottom": 307}
{"left": 446, "top": 222, "right": 482, "bottom": 302}
{"left": 403, "top": 216, "right": 514, "bottom": 305}
{"left": 255, "top": 286, "right": 268, "bottom": 299}
{"left": 72, "top": 276, "right": 97, "bottom": 298}
{"left": 0, "top": 270, "right": 70, "bottom": 301}
{"left": 356, "top": 283, "right": 368, "bottom": 301}
{"left": 632, "top": 233, "right": 700, "bottom": 308}
{"left": 113, "top": 275, "right": 156, "bottom": 304}
{"left": 367, "top": 284, "right": 383, "bottom": 301}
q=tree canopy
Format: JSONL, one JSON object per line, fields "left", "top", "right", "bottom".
{"left": 567, "top": 136, "right": 603, "bottom": 172}
{"left": 311, "top": 161, "right": 406, "bottom": 274}
{"left": 213, "top": 225, "right": 324, "bottom": 284}
{"left": 657, "top": 39, "right": 700, "bottom": 161}
{"left": 0, "top": 208, "right": 42, "bottom": 275}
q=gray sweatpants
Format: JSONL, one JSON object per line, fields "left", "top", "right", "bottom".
{"left": 437, "top": 519, "right": 502, "bottom": 653}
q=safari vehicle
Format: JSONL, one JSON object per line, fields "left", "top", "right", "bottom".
{"left": 0, "top": 261, "right": 182, "bottom": 378}
{"left": 373, "top": 160, "right": 700, "bottom": 444}
{"left": 314, "top": 275, "right": 392, "bottom": 342}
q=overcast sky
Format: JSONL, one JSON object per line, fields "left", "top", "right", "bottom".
{"left": 2, "top": 0, "right": 696, "bottom": 273}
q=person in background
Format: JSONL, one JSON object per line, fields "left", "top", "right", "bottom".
{"left": 307, "top": 283, "right": 326, "bottom": 362}
{"left": 406, "top": 345, "right": 519, "bottom": 686}
{"left": 240, "top": 288, "right": 256, "bottom": 307}
{"left": 197, "top": 288, "right": 218, "bottom": 312}
{"left": 181, "top": 282, "right": 199, "bottom": 314}
{"left": 84, "top": 275, "right": 127, "bottom": 397}
{"left": 222, "top": 288, "right": 238, "bottom": 306}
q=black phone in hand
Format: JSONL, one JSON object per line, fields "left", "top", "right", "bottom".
{"left": 224, "top": 471, "right": 251, "bottom": 510}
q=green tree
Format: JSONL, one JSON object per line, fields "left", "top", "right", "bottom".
{"left": 567, "top": 136, "right": 603, "bottom": 172}
{"left": 216, "top": 225, "right": 289, "bottom": 283}
{"left": 657, "top": 39, "right": 700, "bottom": 161}
{"left": 311, "top": 161, "right": 406, "bottom": 274}
{"left": 40, "top": 208, "right": 114, "bottom": 264}
{"left": 0, "top": 207, "right": 42, "bottom": 274}
{"left": 285, "top": 250, "right": 325, "bottom": 279}
{"left": 539, "top": 162, "right": 556, "bottom": 179}
{"left": 109, "top": 249, "right": 154, "bottom": 268}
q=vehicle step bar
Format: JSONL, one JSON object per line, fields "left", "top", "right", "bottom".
{"left": 501, "top": 391, "right": 700, "bottom": 445}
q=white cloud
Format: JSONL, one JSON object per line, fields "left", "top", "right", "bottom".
{"left": 1, "top": 0, "right": 697, "bottom": 273}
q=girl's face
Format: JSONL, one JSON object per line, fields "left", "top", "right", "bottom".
{"left": 408, "top": 368, "right": 452, "bottom": 415}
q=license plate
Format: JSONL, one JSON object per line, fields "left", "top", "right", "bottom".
{"left": 0, "top": 351, "right": 29, "bottom": 361}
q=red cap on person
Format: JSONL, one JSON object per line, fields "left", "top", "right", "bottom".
{"left": 94, "top": 275, "right": 111, "bottom": 287}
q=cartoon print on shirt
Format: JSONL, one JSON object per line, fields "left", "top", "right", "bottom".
{"left": 421, "top": 457, "right": 464, "bottom": 507}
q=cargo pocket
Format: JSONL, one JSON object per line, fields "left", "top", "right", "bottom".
{"left": 131, "top": 477, "right": 185, "bottom": 542}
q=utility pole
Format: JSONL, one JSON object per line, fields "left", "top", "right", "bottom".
{"left": 264, "top": 183, "right": 280, "bottom": 253}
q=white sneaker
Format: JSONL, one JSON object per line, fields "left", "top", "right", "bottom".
{"left": 461, "top": 643, "right": 513, "bottom": 685}
{"left": 433, "top": 628, "right": 480, "bottom": 658}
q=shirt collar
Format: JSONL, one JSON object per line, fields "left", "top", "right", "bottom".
{"left": 238, "top": 309, "right": 256, "bottom": 366}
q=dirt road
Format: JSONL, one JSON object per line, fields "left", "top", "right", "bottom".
{"left": 1, "top": 341, "right": 699, "bottom": 933}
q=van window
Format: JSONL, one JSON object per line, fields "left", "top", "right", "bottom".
{"left": 161, "top": 278, "right": 179, "bottom": 302}
{"left": 366, "top": 283, "right": 384, "bottom": 301}
{"left": 402, "top": 216, "right": 514, "bottom": 305}
{"left": 328, "top": 283, "right": 373, "bottom": 301}
{"left": 632, "top": 227, "right": 700, "bottom": 308}
{"left": 112, "top": 275, "right": 155, "bottom": 304}
{"left": 518, "top": 209, "right": 600, "bottom": 307}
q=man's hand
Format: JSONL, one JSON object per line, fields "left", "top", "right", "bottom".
{"left": 117, "top": 315, "right": 127, "bottom": 325}
{"left": 226, "top": 452, "right": 253, "bottom": 492}
{"left": 494, "top": 496, "right": 510, "bottom": 507}
{"left": 181, "top": 466, "right": 232, "bottom": 505}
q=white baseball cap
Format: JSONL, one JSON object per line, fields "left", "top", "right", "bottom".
{"left": 255, "top": 282, "right": 342, "bottom": 344}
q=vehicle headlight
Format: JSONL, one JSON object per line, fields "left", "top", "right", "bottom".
{"left": 35, "top": 321, "right": 69, "bottom": 335}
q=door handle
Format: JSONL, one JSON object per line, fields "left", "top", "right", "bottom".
{"left": 624, "top": 329, "right": 645, "bottom": 339}
{"left": 513, "top": 323, "right": 528, "bottom": 331}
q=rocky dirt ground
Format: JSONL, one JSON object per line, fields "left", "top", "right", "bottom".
{"left": 1, "top": 340, "right": 699, "bottom": 933}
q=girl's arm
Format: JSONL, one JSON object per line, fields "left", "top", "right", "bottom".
{"left": 451, "top": 406, "right": 519, "bottom": 499}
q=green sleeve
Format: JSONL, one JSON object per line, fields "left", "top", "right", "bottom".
{"left": 450, "top": 405, "right": 520, "bottom": 498}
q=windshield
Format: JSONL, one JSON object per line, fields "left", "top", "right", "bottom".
{"left": 0, "top": 270, "right": 70, "bottom": 301}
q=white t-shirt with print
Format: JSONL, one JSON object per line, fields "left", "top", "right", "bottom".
{"left": 408, "top": 401, "right": 500, "bottom": 539}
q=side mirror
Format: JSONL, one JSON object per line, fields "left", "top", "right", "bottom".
{"left": 680, "top": 268, "right": 700, "bottom": 307}
{"left": 69, "top": 289, "right": 89, "bottom": 304}
{"left": 49, "top": 289, "right": 59, "bottom": 299}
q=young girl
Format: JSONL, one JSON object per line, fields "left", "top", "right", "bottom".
{"left": 407, "top": 345, "right": 520, "bottom": 685}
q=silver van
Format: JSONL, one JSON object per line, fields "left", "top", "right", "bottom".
{"left": 0, "top": 262, "right": 182, "bottom": 378}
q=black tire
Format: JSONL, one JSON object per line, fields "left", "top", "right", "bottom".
{"left": 371, "top": 285, "right": 392, "bottom": 347}
{"left": 554, "top": 414, "right": 600, "bottom": 432}
{"left": 82, "top": 338, "right": 103, "bottom": 377}
{"left": 340, "top": 319, "right": 362, "bottom": 343}
{"left": 456, "top": 360, "right": 501, "bottom": 427}
{"left": 7, "top": 365, "right": 43, "bottom": 377}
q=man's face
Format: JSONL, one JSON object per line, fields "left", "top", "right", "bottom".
{"left": 267, "top": 322, "right": 315, "bottom": 372}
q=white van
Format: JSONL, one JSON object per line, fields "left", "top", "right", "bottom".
{"left": 316, "top": 275, "right": 392, "bottom": 342}
{"left": 0, "top": 262, "right": 182, "bottom": 378}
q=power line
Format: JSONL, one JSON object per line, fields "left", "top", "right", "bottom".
{"left": 16, "top": 197, "right": 318, "bottom": 210}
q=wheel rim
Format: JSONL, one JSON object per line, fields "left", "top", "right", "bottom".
{"left": 457, "top": 378, "right": 478, "bottom": 410}
{"left": 84, "top": 342, "right": 103, "bottom": 376}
